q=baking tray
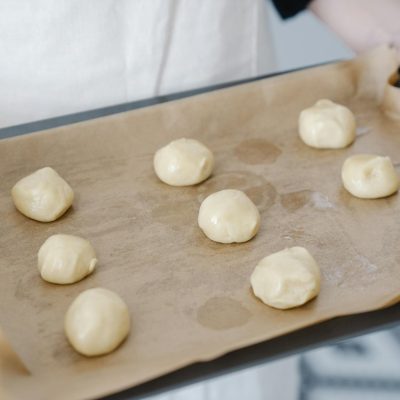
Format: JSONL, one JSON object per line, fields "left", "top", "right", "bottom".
{"left": 1, "top": 46, "right": 400, "bottom": 400}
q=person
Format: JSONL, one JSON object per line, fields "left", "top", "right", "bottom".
{"left": 0, "top": 0, "right": 399, "bottom": 129}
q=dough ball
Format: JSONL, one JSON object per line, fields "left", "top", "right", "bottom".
{"left": 198, "top": 189, "right": 260, "bottom": 243}
{"left": 65, "top": 288, "right": 130, "bottom": 357}
{"left": 38, "top": 234, "right": 97, "bottom": 284}
{"left": 299, "top": 99, "right": 356, "bottom": 149}
{"left": 250, "top": 247, "right": 320, "bottom": 310}
{"left": 11, "top": 167, "right": 74, "bottom": 222}
{"left": 154, "top": 138, "right": 214, "bottom": 186}
{"left": 342, "top": 154, "right": 399, "bottom": 199}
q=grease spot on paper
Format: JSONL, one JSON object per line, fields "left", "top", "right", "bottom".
{"left": 234, "top": 139, "right": 281, "bottom": 165}
{"left": 197, "top": 297, "right": 251, "bottom": 330}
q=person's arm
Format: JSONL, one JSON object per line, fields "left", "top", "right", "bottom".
{"left": 309, "top": 0, "right": 400, "bottom": 53}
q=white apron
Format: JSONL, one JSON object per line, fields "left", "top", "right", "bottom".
{"left": 0, "top": 0, "right": 276, "bottom": 128}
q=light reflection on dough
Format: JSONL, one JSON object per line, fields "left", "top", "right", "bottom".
{"left": 38, "top": 234, "right": 97, "bottom": 284}
{"left": 299, "top": 99, "right": 356, "bottom": 149}
{"left": 198, "top": 189, "right": 260, "bottom": 244}
{"left": 11, "top": 167, "right": 74, "bottom": 222}
{"left": 251, "top": 247, "right": 320, "bottom": 310}
{"left": 154, "top": 138, "right": 214, "bottom": 186}
{"left": 65, "top": 288, "right": 130, "bottom": 357}
{"left": 342, "top": 154, "right": 399, "bottom": 199}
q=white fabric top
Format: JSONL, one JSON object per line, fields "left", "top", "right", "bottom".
{"left": 0, "top": 0, "right": 275, "bottom": 128}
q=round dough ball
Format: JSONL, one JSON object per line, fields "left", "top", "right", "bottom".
{"left": 198, "top": 189, "right": 260, "bottom": 243}
{"left": 250, "top": 246, "right": 320, "bottom": 310}
{"left": 154, "top": 138, "right": 214, "bottom": 186}
{"left": 65, "top": 288, "right": 130, "bottom": 357}
{"left": 38, "top": 234, "right": 97, "bottom": 284}
{"left": 342, "top": 154, "right": 399, "bottom": 199}
{"left": 11, "top": 167, "right": 74, "bottom": 222}
{"left": 299, "top": 99, "right": 356, "bottom": 149}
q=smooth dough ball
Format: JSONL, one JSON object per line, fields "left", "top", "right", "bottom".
{"left": 299, "top": 99, "right": 356, "bottom": 149}
{"left": 198, "top": 189, "right": 260, "bottom": 243}
{"left": 342, "top": 154, "right": 399, "bottom": 199}
{"left": 65, "top": 288, "right": 130, "bottom": 357}
{"left": 250, "top": 247, "right": 320, "bottom": 310}
{"left": 11, "top": 167, "right": 74, "bottom": 222}
{"left": 38, "top": 234, "right": 97, "bottom": 284}
{"left": 154, "top": 138, "right": 214, "bottom": 186}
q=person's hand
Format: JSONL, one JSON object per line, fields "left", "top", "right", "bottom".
{"left": 309, "top": 0, "right": 400, "bottom": 55}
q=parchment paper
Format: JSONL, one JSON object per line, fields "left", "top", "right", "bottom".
{"left": 1, "top": 46, "right": 400, "bottom": 400}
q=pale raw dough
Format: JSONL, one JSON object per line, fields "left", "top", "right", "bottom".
{"left": 38, "top": 234, "right": 97, "bottom": 284}
{"left": 65, "top": 288, "right": 130, "bottom": 357}
{"left": 299, "top": 99, "right": 356, "bottom": 149}
{"left": 250, "top": 247, "right": 320, "bottom": 310}
{"left": 11, "top": 167, "right": 74, "bottom": 222}
{"left": 342, "top": 154, "right": 399, "bottom": 199}
{"left": 198, "top": 189, "right": 260, "bottom": 243}
{"left": 154, "top": 138, "right": 214, "bottom": 186}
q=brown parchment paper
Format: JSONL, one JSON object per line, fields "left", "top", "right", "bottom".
{"left": 1, "top": 46, "right": 400, "bottom": 400}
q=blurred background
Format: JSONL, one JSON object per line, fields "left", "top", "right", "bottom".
{"left": 266, "top": 3, "right": 353, "bottom": 71}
